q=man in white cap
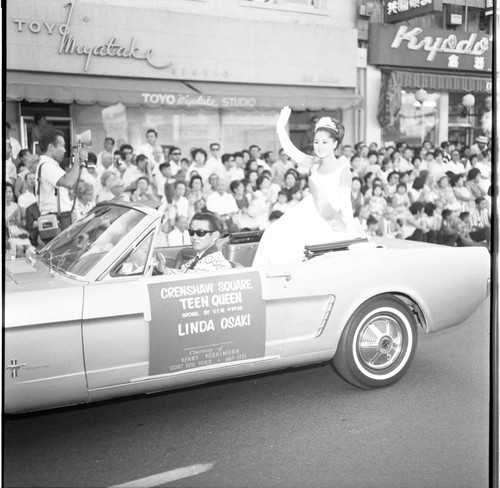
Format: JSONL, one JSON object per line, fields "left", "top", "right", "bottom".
{"left": 470, "top": 135, "right": 490, "bottom": 158}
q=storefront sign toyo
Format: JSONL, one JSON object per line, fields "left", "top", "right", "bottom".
{"left": 384, "top": 0, "right": 443, "bottom": 24}
{"left": 369, "top": 24, "right": 492, "bottom": 73}
{"left": 12, "top": 1, "right": 170, "bottom": 72}
{"left": 142, "top": 92, "right": 257, "bottom": 109}
{"left": 147, "top": 272, "right": 266, "bottom": 375}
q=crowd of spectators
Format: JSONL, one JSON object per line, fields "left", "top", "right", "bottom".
{"left": 5, "top": 122, "right": 492, "bottom": 258}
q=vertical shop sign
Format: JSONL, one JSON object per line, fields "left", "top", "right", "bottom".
{"left": 147, "top": 272, "right": 266, "bottom": 376}
{"left": 377, "top": 70, "right": 401, "bottom": 128}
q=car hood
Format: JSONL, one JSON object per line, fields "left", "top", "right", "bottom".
{"left": 5, "top": 258, "right": 86, "bottom": 329}
{"left": 4, "top": 258, "right": 88, "bottom": 291}
{"left": 5, "top": 258, "right": 63, "bottom": 285}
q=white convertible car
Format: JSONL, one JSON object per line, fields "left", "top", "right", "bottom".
{"left": 4, "top": 201, "right": 490, "bottom": 414}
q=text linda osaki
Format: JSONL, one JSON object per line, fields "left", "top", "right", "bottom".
{"left": 13, "top": 1, "right": 170, "bottom": 72}
{"left": 160, "top": 278, "right": 254, "bottom": 337}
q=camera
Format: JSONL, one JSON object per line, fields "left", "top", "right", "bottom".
{"left": 75, "top": 130, "right": 92, "bottom": 168}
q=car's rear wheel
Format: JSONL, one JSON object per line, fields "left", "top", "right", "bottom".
{"left": 333, "top": 295, "right": 418, "bottom": 389}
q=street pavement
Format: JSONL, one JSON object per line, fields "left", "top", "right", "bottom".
{"left": 3, "top": 297, "right": 491, "bottom": 488}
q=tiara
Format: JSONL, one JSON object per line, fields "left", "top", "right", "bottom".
{"left": 315, "top": 117, "right": 338, "bottom": 133}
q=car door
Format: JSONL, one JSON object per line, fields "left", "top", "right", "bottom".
{"left": 82, "top": 244, "right": 287, "bottom": 403}
{"left": 258, "top": 257, "right": 339, "bottom": 359}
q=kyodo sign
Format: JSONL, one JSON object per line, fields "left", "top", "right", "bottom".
{"left": 384, "top": 0, "right": 443, "bottom": 23}
{"left": 368, "top": 24, "right": 492, "bottom": 73}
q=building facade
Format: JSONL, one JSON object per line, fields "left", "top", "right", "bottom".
{"left": 6, "top": 0, "right": 364, "bottom": 157}
{"left": 362, "top": 0, "right": 493, "bottom": 148}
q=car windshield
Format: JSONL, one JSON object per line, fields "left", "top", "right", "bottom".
{"left": 39, "top": 205, "right": 146, "bottom": 277}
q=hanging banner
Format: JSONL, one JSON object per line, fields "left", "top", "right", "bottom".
{"left": 147, "top": 271, "right": 266, "bottom": 376}
{"left": 377, "top": 70, "right": 401, "bottom": 128}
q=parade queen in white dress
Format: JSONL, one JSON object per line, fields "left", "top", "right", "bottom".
{"left": 253, "top": 107, "right": 364, "bottom": 265}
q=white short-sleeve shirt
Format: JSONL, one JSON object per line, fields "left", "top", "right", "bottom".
{"left": 36, "top": 155, "right": 72, "bottom": 214}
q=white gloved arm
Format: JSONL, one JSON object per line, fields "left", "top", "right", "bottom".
{"left": 338, "top": 186, "right": 360, "bottom": 236}
{"left": 276, "top": 106, "right": 314, "bottom": 170}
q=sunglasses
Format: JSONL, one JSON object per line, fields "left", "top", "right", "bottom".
{"left": 172, "top": 152, "right": 181, "bottom": 155}
{"left": 188, "top": 228, "right": 214, "bottom": 237}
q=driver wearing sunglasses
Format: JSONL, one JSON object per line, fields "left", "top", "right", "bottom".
{"left": 160, "top": 212, "right": 232, "bottom": 274}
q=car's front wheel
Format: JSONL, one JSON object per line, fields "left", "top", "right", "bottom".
{"left": 333, "top": 295, "right": 418, "bottom": 389}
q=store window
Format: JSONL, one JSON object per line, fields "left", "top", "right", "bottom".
{"left": 396, "top": 91, "right": 440, "bottom": 148}
{"left": 448, "top": 92, "right": 491, "bottom": 147}
{"left": 74, "top": 103, "right": 280, "bottom": 157}
{"left": 221, "top": 110, "right": 279, "bottom": 154}
{"left": 20, "top": 102, "right": 73, "bottom": 157}
{"left": 75, "top": 104, "right": 220, "bottom": 157}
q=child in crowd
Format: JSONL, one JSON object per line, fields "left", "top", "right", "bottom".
{"left": 367, "top": 184, "right": 387, "bottom": 221}
{"left": 288, "top": 188, "right": 303, "bottom": 208}
{"left": 384, "top": 171, "right": 400, "bottom": 200}
{"left": 456, "top": 211, "right": 487, "bottom": 247}
{"left": 272, "top": 190, "right": 290, "bottom": 214}
{"left": 390, "top": 182, "right": 411, "bottom": 219}
{"left": 354, "top": 204, "right": 370, "bottom": 234}
{"left": 381, "top": 206, "right": 403, "bottom": 239}
{"left": 434, "top": 175, "right": 460, "bottom": 212}
{"left": 440, "top": 209, "right": 459, "bottom": 246}
{"left": 451, "top": 173, "right": 475, "bottom": 213}
{"left": 365, "top": 215, "right": 380, "bottom": 237}
{"left": 423, "top": 202, "right": 442, "bottom": 241}
{"left": 5, "top": 182, "right": 34, "bottom": 258}
{"left": 365, "top": 150, "right": 382, "bottom": 178}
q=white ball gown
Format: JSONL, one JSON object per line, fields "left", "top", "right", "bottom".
{"left": 253, "top": 160, "right": 361, "bottom": 265}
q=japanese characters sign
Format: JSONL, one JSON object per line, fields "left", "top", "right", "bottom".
{"left": 147, "top": 272, "right": 266, "bottom": 376}
{"left": 369, "top": 23, "right": 492, "bottom": 74}
{"left": 384, "top": 0, "right": 443, "bottom": 24}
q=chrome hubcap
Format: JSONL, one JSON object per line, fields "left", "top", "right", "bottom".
{"left": 357, "top": 316, "right": 403, "bottom": 370}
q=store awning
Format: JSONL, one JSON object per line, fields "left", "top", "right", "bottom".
{"left": 6, "top": 71, "right": 196, "bottom": 107}
{"left": 394, "top": 71, "right": 493, "bottom": 94}
{"left": 187, "top": 81, "right": 363, "bottom": 111}
{"left": 7, "top": 71, "right": 363, "bottom": 111}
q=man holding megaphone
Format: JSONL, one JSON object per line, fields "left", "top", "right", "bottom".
{"left": 35, "top": 128, "right": 90, "bottom": 242}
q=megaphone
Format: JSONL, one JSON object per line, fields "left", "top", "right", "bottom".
{"left": 76, "top": 130, "right": 92, "bottom": 151}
